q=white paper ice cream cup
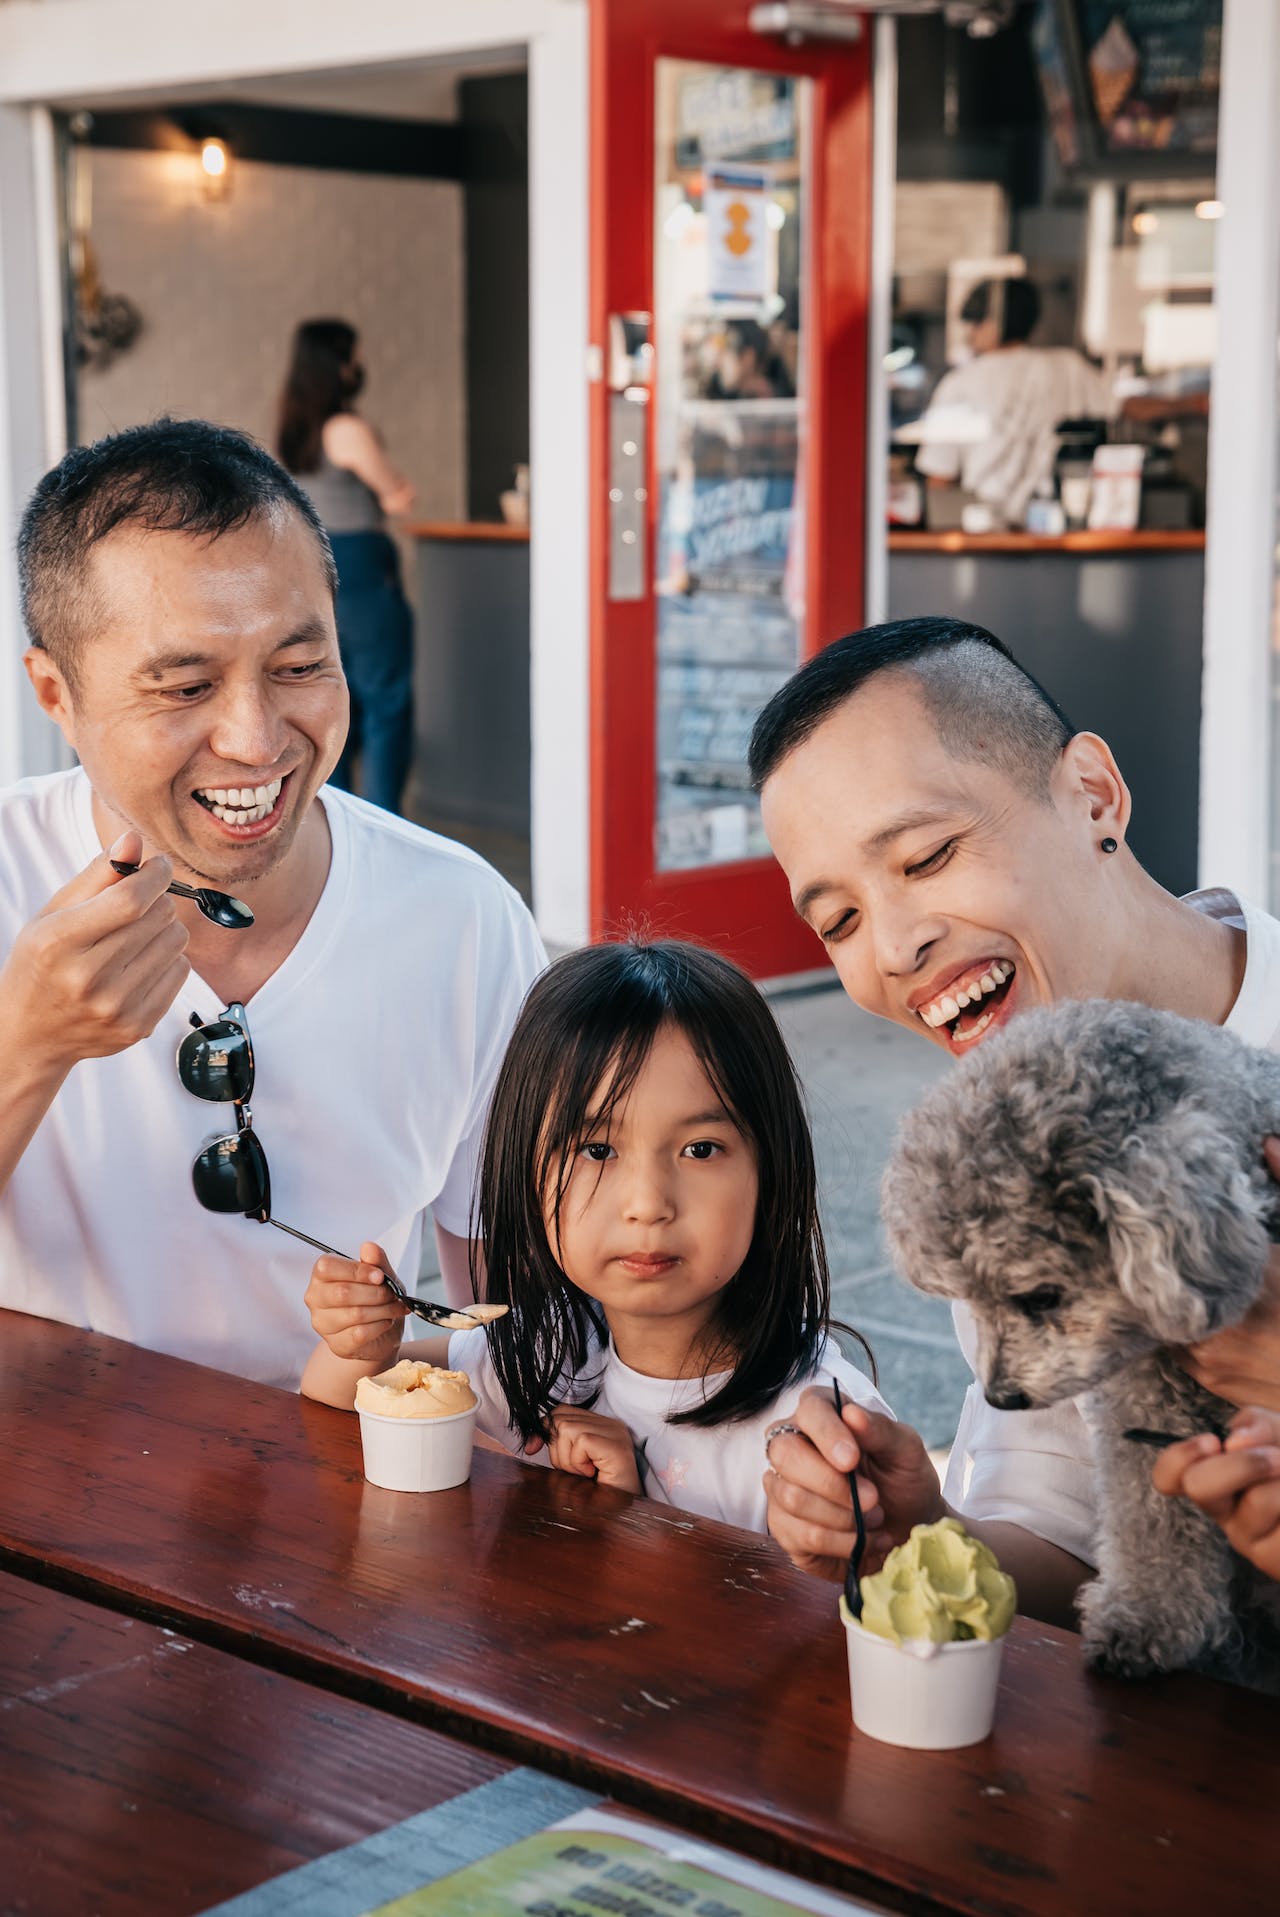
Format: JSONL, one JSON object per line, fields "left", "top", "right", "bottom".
{"left": 842, "top": 1610, "right": 1005, "bottom": 1749}
{"left": 357, "top": 1401, "right": 477, "bottom": 1492}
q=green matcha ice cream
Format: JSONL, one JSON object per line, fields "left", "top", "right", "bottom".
{"left": 851, "top": 1517, "right": 1016, "bottom": 1646}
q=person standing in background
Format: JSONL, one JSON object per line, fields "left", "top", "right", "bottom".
{"left": 278, "top": 320, "right": 416, "bottom": 815}
{"left": 912, "top": 278, "right": 1112, "bottom": 530}
{"left": 705, "top": 319, "right": 795, "bottom": 400}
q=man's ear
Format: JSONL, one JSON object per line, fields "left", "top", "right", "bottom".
{"left": 24, "top": 647, "right": 78, "bottom": 750}
{"left": 1056, "top": 730, "right": 1131, "bottom": 845}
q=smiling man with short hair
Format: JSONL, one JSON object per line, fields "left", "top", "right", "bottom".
{"left": 0, "top": 418, "right": 543, "bottom": 1386}
{"left": 751, "top": 615, "right": 1280, "bottom": 1622}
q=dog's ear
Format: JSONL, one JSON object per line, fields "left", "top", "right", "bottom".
{"left": 1085, "top": 1105, "right": 1271, "bottom": 1341}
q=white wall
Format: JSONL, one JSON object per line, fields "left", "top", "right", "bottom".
{"left": 1199, "top": 0, "right": 1280, "bottom": 902}
{"left": 864, "top": 16, "right": 896, "bottom": 628}
{"left": 0, "top": 107, "right": 68, "bottom": 786}
{"left": 528, "top": 5, "right": 589, "bottom": 946}
{"left": 77, "top": 147, "right": 465, "bottom": 526}
{"left": 0, "top": 0, "right": 556, "bottom": 102}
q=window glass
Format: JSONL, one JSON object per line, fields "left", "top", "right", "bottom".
{"left": 653, "top": 61, "right": 810, "bottom": 873}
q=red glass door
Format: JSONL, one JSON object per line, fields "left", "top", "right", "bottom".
{"left": 589, "top": 0, "right": 870, "bottom": 976}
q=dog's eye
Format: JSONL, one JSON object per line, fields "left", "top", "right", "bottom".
{"left": 1011, "top": 1284, "right": 1064, "bottom": 1321}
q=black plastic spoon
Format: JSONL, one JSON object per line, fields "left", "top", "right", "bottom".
{"left": 111, "top": 859, "right": 254, "bottom": 930}
{"left": 1123, "top": 1424, "right": 1229, "bottom": 1449}
{"left": 834, "top": 1378, "right": 867, "bottom": 1618}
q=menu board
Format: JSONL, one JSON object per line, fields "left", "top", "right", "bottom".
{"left": 370, "top": 1808, "right": 870, "bottom": 1917}
{"left": 1031, "top": 3, "right": 1221, "bottom": 171}
{"left": 1078, "top": 1, "right": 1221, "bottom": 157}
{"left": 656, "top": 403, "right": 802, "bottom": 871}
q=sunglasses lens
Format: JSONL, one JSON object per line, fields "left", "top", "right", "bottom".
{"left": 178, "top": 1020, "right": 253, "bottom": 1103}
{"left": 192, "top": 1129, "right": 270, "bottom": 1217}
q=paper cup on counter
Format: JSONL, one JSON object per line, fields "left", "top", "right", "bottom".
{"left": 357, "top": 1402, "right": 477, "bottom": 1493}
{"left": 841, "top": 1604, "right": 1005, "bottom": 1750}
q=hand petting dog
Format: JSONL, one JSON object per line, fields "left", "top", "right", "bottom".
{"left": 1153, "top": 1407, "right": 1280, "bottom": 1583}
{"left": 1179, "top": 1146, "right": 1280, "bottom": 1414}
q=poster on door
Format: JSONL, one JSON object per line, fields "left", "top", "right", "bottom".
{"left": 704, "top": 164, "right": 773, "bottom": 302}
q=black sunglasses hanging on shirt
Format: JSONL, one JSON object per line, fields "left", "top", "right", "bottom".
{"left": 177, "top": 1003, "right": 479, "bottom": 1329}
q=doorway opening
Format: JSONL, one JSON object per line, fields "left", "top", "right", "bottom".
{"left": 59, "top": 54, "right": 532, "bottom": 899}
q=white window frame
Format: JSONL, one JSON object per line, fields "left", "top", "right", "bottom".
{"left": 1199, "top": 0, "right": 1280, "bottom": 901}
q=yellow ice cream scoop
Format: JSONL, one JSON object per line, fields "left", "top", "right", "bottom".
{"left": 355, "top": 1360, "right": 477, "bottom": 1420}
{"left": 854, "top": 1517, "right": 1016, "bottom": 1646}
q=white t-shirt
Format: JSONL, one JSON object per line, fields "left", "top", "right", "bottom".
{"left": 914, "top": 345, "right": 1113, "bottom": 526}
{"left": 449, "top": 1323, "right": 892, "bottom": 1534}
{"left": 0, "top": 769, "right": 545, "bottom": 1388}
{"left": 944, "top": 888, "right": 1280, "bottom": 1564}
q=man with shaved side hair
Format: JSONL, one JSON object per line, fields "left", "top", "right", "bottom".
{"left": 752, "top": 616, "right": 1280, "bottom": 1623}
{"left": 751, "top": 616, "right": 1075, "bottom": 806}
{"left": 0, "top": 419, "right": 543, "bottom": 1386}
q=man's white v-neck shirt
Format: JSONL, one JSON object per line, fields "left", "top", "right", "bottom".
{"left": 0, "top": 769, "right": 545, "bottom": 1387}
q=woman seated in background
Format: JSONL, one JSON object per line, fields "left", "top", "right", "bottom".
{"left": 277, "top": 318, "right": 416, "bottom": 816}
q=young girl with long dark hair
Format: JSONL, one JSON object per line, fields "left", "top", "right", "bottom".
{"left": 302, "top": 940, "right": 888, "bottom": 1531}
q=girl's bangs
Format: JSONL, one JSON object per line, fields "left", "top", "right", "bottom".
{"left": 537, "top": 1017, "right": 666, "bottom": 1218}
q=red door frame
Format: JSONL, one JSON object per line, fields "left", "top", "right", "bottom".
{"left": 589, "top": 0, "right": 871, "bottom": 977}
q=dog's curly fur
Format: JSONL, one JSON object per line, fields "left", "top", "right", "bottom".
{"left": 881, "top": 999, "right": 1280, "bottom": 1688}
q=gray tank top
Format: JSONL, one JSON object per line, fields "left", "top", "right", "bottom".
{"left": 298, "top": 450, "right": 383, "bottom": 534}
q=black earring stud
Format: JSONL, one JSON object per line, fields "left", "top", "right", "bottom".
{"left": 1100, "top": 837, "right": 1118, "bottom": 854}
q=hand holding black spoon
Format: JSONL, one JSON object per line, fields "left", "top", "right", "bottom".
{"left": 110, "top": 859, "right": 254, "bottom": 930}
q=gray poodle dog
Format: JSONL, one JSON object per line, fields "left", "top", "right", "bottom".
{"left": 881, "top": 998, "right": 1280, "bottom": 1689}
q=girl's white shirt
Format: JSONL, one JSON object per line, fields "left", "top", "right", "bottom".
{"left": 448, "top": 1325, "right": 891, "bottom": 1535}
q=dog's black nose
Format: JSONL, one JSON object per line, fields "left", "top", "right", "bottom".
{"left": 985, "top": 1387, "right": 1032, "bottom": 1411}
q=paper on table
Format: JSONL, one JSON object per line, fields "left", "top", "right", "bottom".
{"left": 367, "top": 1806, "right": 889, "bottom": 1917}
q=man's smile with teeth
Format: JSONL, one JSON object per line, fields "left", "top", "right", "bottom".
{"left": 916, "top": 959, "right": 1015, "bottom": 1039}
{"left": 193, "top": 775, "right": 285, "bottom": 825}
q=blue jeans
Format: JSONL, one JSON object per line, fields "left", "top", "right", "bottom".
{"left": 328, "top": 531, "right": 414, "bottom": 815}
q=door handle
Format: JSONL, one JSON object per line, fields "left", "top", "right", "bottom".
{"left": 606, "top": 312, "right": 652, "bottom": 602}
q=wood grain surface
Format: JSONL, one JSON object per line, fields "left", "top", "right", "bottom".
{"left": 0, "top": 1312, "right": 1274, "bottom": 1917}
{"left": 0, "top": 1566, "right": 505, "bottom": 1916}
{"left": 400, "top": 520, "right": 530, "bottom": 542}
{"left": 886, "top": 529, "right": 1205, "bottom": 554}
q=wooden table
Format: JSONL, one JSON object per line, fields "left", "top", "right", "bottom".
{"left": 0, "top": 1567, "right": 506, "bottom": 1916}
{"left": 1, "top": 1312, "right": 1276, "bottom": 1916}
